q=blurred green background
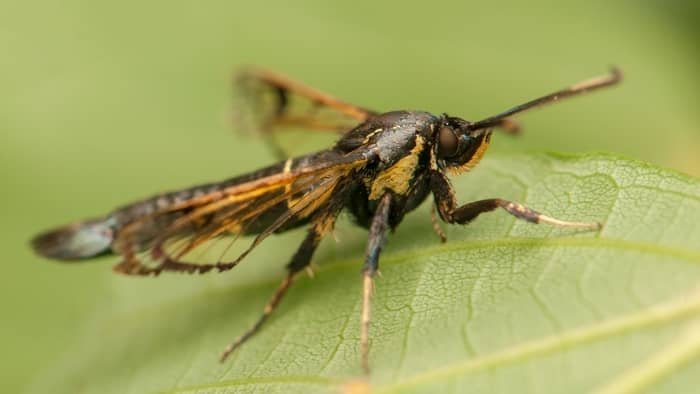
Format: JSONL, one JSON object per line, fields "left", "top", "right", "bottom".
{"left": 1, "top": 0, "right": 698, "bottom": 392}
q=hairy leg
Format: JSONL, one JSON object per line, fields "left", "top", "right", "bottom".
{"left": 360, "top": 193, "right": 392, "bottom": 374}
{"left": 431, "top": 171, "right": 600, "bottom": 229}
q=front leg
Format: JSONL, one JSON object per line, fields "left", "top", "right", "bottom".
{"left": 430, "top": 171, "right": 600, "bottom": 229}
{"left": 360, "top": 193, "right": 392, "bottom": 375}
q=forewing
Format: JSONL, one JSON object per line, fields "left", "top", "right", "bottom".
{"left": 111, "top": 154, "right": 364, "bottom": 275}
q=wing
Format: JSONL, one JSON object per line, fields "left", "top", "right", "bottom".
{"left": 111, "top": 152, "right": 366, "bottom": 275}
{"left": 232, "top": 67, "right": 378, "bottom": 157}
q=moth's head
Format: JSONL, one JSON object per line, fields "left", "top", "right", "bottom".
{"left": 434, "top": 115, "right": 493, "bottom": 175}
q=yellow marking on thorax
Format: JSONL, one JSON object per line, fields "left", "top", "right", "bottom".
{"left": 369, "top": 135, "right": 424, "bottom": 200}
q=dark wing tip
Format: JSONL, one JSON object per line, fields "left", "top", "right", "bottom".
{"left": 31, "top": 218, "right": 114, "bottom": 261}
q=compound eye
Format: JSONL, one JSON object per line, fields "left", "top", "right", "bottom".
{"left": 438, "top": 126, "right": 459, "bottom": 158}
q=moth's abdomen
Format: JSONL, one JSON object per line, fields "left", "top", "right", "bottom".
{"left": 31, "top": 217, "right": 115, "bottom": 261}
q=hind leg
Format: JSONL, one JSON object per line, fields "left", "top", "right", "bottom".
{"left": 219, "top": 215, "right": 336, "bottom": 362}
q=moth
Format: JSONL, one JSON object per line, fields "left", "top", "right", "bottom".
{"left": 31, "top": 66, "right": 621, "bottom": 373}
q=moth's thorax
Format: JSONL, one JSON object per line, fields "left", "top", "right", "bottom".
{"left": 336, "top": 111, "right": 438, "bottom": 202}
{"left": 336, "top": 110, "right": 438, "bottom": 167}
{"left": 367, "top": 132, "right": 428, "bottom": 200}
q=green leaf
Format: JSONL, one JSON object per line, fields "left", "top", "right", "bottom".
{"left": 30, "top": 153, "right": 700, "bottom": 394}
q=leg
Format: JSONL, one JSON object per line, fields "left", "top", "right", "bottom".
{"left": 450, "top": 199, "right": 601, "bottom": 229}
{"left": 218, "top": 222, "right": 327, "bottom": 362}
{"left": 493, "top": 118, "right": 521, "bottom": 135}
{"left": 430, "top": 203, "right": 448, "bottom": 243}
{"left": 431, "top": 171, "right": 601, "bottom": 229}
{"left": 263, "top": 133, "right": 291, "bottom": 161}
{"left": 219, "top": 271, "right": 295, "bottom": 362}
{"left": 360, "top": 193, "right": 392, "bottom": 374}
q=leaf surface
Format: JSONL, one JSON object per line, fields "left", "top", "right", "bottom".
{"left": 31, "top": 153, "right": 700, "bottom": 394}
